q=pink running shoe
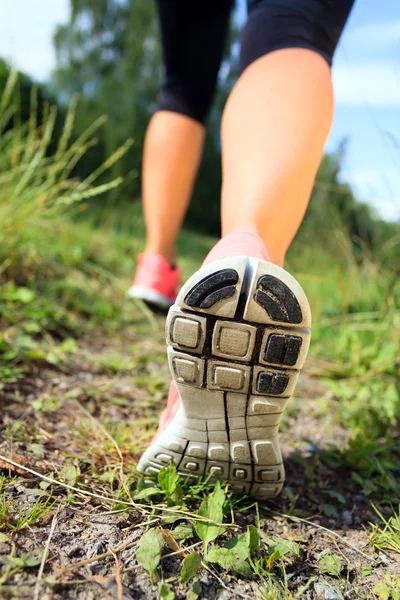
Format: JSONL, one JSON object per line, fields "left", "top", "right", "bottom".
{"left": 126, "top": 253, "right": 180, "bottom": 312}
{"left": 138, "top": 230, "right": 312, "bottom": 500}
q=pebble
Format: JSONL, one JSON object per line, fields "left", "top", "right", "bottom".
{"left": 342, "top": 510, "right": 353, "bottom": 525}
{"left": 314, "top": 582, "right": 342, "bottom": 600}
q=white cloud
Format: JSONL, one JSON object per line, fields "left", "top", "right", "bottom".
{"left": 333, "top": 61, "right": 400, "bottom": 106}
{"left": 0, "top": 0, "right": 70, "bottom": 81}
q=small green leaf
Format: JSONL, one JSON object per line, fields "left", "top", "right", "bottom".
{"left": 208, "top": 546, "right": 252, "bottom": 577}
{"left": 246, "top": 524, "right": 259, "bottom": 554}
{"left": 171, "top": 523, "right": 193, "bottom": 541}
{"left": 158, "top": 582, "right": 175, "bottom": 600}
{"left": 323, "top": 490, "right": 346, "bottom": 504}
{"left": 17, "top": 549, "right": 45, "bottom": 567}
{"left": 372, "top": 582, "right": 390, "bottom": 600}
{"left": 318, "top": 554, "right": 344, "bottom": 578}
{"left": 136, "top": 527, "right": 164, "bottom": 584}
{"left": 60, "top": 465, "right": 78, "bottom": 486}
{"left": 31, "top": 397, "right": 44, "bottom": 411}
{"left": 194, "top": 481, "right": 226, "bottom": 555}
{"left": 321, "top": 503, "right": 340, "bottom": 518}
{"left": 158, "top": 464, "right": 178, "bottom": 495}
{"left": 268, "top": 539, "right": 300, "bottom": 558}
{"left": 187, "top": 578, "right": 202, "bottom": 600}
{"left": 180, "top": 552, "right": 202, "bottom": 584}
{"left": 59, "top": 338, "right": 78, "bottom": 353}
{"left": 226, "top": 535, "right": 249, "bottom": 560}
{"left": 0, "top": 532, "right": 10, "bottom": 543}
{"left": 27, "top": 443, "right": 45, "bottom": 459}
{"left": 157, "top": 464, "right": 182, "bottom": 503}
{"left": 362, "top": 566, "right": 372, "bottom": 576}
{"left": 204, "top": 525, "right": 259, "bottom": 577}
{"left": 133, "top": 486, "right": 162, "bottom": 500}
{"left": 8, "top": 557, "right": 25, "bottom": 568}
{"left": 10, "top": 288, "right": 35, "bottom": 304}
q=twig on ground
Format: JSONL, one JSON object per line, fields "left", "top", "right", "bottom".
{"left": 33, "top": 504, "right": 61, "bottom": 600}
{"left": 62, "top": 537, "right": 138, "bottom": 574}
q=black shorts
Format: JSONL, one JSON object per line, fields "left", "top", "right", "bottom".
{"left": 156, "top": 0, "right": 355, "bottom": 124}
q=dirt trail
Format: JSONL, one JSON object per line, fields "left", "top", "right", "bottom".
{"left": 0, "top": 319, "right": 398, "bottom": 599}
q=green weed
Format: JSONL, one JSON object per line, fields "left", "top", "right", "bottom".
{"left": 370, "top": 506, "right": 400, "bottom": 555}
{"left": 0, "top": 477, "right": 54, "bottom": 532}
{"left": 373, "top": 574, "right": 400, "bottom": 600}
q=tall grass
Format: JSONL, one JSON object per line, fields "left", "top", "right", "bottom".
{"left": 0, "top": 71, "right": 133, "bottom": 284}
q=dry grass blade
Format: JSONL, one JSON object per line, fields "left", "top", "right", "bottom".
{"left": 59, "top": 538, "right": 138, "bottom": 575}
{"left": 0, "top": 454, "right": 231, "bottom": 526}
{"left": 33, "top": 504, "right": 61, "bottom": 600}
{"left": 112, "top": 553, "right": 123, "bottom": 600}
{"left": 73, "top": 399, "right": 131, "bottom": 501}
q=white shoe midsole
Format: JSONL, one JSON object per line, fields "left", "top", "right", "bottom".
{"left": 126, "top": 285, "right": 174, "bottom": 310}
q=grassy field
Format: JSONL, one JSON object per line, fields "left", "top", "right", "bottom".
{"left": 0, "top": 78, "right": 399, "bottom": 599}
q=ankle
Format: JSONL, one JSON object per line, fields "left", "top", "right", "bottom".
{"left": 222, "top": 224, "right": 288, "bottom": 267}
{"left": 143, "top": 244, "right": 176, "bottom": 267}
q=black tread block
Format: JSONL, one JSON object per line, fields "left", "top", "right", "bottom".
{"left": 185, "top": 269, "right": 239, "bottom": 309}
{"left": 254, "top": 275, "right": 303, "bottom": 323}
{"left": 264, "top": 334, "right": 285, "bottom": 364}
{"left": 264, "top": 334, "right": 302, "bottom": 366}
{"left": 284, "top": 336, "right": 302, "bottom": 365}
{"left": 256, "top": 371, "right": 289, "bottom": 395}
{"left": 199, "top": 285, "right": 237, "bottom": 308}
{"left": 254, "top": 290, "right": 286, "bottom": 321}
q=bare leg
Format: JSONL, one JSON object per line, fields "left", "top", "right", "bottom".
{"left": 221, "top": 48, "right": 334, "bottom": 267}
{"left": 142, "top": 111, "right": 204, "bottom": 265}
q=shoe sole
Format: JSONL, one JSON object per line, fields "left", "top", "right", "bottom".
{"left": 137, "top": 255, "right": 311, "bottom": 500}
{"left": 126, "top": 286, "right": 175, "bottom": 313}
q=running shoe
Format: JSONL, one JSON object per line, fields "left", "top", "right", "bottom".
{"left": 126, "top": 253, "right": 180, "bottom": 312}
{"left": 138, "top": 233, "right": 311, "bottom": 499}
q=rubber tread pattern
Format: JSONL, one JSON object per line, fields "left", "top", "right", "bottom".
{"left": 255, "top": 371, "right": 289, "bottom": 395}
{"left": 184, "top": 269, "right": 239, "bottom": 309}
{"left": 264, "top": 334, "right": 302, "bottom": 366}
{"left": 255, "top": 275, "right": 303, "bottom": 323}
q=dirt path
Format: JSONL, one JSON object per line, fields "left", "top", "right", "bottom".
{"left": 0, "top": 317, "right": 398, "bottom": 599}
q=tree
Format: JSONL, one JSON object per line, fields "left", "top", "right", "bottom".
{"left": 53, "top": 0, "right": 162, "bottom": 201}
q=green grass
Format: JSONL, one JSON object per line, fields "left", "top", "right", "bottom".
{"left": 370, "top": 505, "right": 400, "bottom": 555}
{"left": 1, "top": 72, "right": 400, "bottom": 598}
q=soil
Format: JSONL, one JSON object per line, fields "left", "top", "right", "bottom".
{"left": 0, "top": 318, "right": 398, "bottom": 599}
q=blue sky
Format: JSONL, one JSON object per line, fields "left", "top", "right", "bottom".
{"left": 0, "top": 0, "right": 399, "bottom": 221}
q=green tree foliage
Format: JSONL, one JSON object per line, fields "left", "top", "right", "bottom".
{"left": 53, "top": 0, "right": 161, "bottom": 197}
